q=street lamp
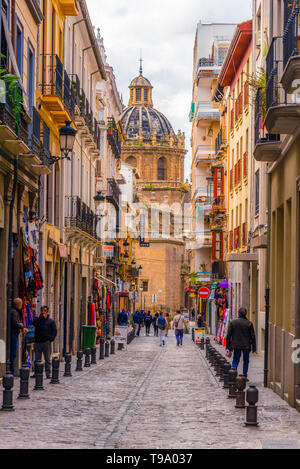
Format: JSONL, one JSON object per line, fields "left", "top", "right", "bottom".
{"left": 59, "top": 121, "right": 77, "bottom": 160}
{"left": 47, "top": 121, "right": 77, "bottom": 165}
{"left": 123, "top": 240, "right": 130, "bottom": 253}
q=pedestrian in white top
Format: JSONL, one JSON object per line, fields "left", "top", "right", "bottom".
{"left": 157, "top": 312, "right": 168, "bottom": 347}
{"left": 172, "top": 311, "right": 185, "bottom": 347}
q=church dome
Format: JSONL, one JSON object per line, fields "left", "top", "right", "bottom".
{"left": 121, "top": 69, "right": 174, "bottom": 142}
{"left": 121, "top": 105, "right": 174, "bottom": 142}
{"left": 130, "top": 75, "right": 152, "bottom": 88}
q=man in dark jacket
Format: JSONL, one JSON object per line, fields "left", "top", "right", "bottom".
{"left": 10, "top": 298, "right": 28, "bottom": 375}
{"left": 133, "top": 311, "right": 141, "bottom": 337}
{"left": 226, "top": 308, "right": 256, "bottom": 379}
{"left": 33, "top": 306, "right": 57, "bottom": 379}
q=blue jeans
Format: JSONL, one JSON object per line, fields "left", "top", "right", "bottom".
{"left": 232, "top": 349, "right": 250, "bottom": 377}
{"left": 175, "top": 329, "right": 184, "bottom": 346}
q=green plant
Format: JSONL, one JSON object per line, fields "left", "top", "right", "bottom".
{"left": 246, "top": 68, "right": 267, "bottom": 118}
{"left": 0, "top": 54, "right": 24, "bottom": 130}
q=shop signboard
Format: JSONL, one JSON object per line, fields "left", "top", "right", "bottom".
{"left": 114, "top": 326, "right": 128, "bottom": 345}
{"left": 194, "top": 329, "right": 206, "bottom": 344}
{"left": 103, "top": 246, "right": 114, "bottom": 258}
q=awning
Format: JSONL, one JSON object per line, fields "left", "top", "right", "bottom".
{"left": 95, "top": 273, "right": 118, "bottom": 288}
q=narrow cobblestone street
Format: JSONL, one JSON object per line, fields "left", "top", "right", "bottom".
{"left": 1, "top": 332, "right": 300, "bottom": 450}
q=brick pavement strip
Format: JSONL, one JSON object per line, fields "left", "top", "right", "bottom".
{"left": 0, "top": 333, "right": 300, "bottom": 449}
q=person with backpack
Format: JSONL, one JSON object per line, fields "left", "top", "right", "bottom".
{"left": 173, "top": 310, "right": 185, "bottom": 347}
{"left": 153, "top": 312, "right": 159, "bottom": 337}
{"left": 157, "top": 312, "right": 168, "bottom": 347}
{"left": 144, "top": 311, "right": 152, "bottom": 336}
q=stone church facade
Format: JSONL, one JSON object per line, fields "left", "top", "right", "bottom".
{"left": 121, "top": 67, "right": 188, "bottom": 313}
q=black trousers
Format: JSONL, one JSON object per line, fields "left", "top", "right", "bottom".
{"left": 35, "top": 341, "right": 51, "bottom": 377}
{"left": 145, "top": 323, "right": 151, "bottom": 334}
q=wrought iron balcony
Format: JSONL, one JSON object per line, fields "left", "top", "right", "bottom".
{"left": 0, "top": 82, "right": 29, "bottom": 148}
{"left": 106, "top": 178, "right": 121, "bottom": 210}
{"left": 214, "top": 126, "right": 227, "bottom": 156}
{"left": 281, "top": 0, "right": 300, "bottom": 93}
{"left": 40, "top": 54, "right": 75, "bottom": 123}
{"left": 28, "top": 107, "right": 41, "bottom": 156}
{"left": 253, "top": 87, "right": 281, "bottom": 162}
{"left": 265, "top": 36, "right": 300, "bottom": 135}
{"left": 65, "top": 196, "right": 100, "bottom": 240}
{"left": 107, "top": 117, "right": 121, "bottom": 158}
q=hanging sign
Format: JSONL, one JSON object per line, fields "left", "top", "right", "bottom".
{"left": 103, "top": 246, "right": 114, "bottom": 258}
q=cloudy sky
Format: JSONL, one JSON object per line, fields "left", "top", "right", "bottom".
{"left": 86, "top": 0, "right": 252, "bottom": 179}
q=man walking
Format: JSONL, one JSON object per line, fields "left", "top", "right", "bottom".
{"left": 10, "top": 298, "right": 28, "bottom": 375}
{"left": 173, "top": 310, "right": 185, "bottom": 347}
{"left": 133, "top": 310, "right": 141, "bottom": 337}
{"left": 144, "top": 311, "right": 152, "bottom": 336}
{"left": 157, "top": 312, "right": 168, "bottom": 347}
{"left": 33, "top": 306, "right": 57, "bottom": 379}
{"left": 226, "top": 307, "right": 256, "bottom": 380}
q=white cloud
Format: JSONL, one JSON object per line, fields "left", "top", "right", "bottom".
{"left": 86, "top": 0, "right": 252, "bottom": 178}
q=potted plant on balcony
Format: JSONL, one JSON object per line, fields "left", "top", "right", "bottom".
{"left": 0, "top": 54, "right": 24, "bottom": 131}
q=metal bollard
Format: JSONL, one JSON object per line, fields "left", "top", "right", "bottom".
{"left": 215, "top": 354, "right": 222, "bottom": 376}
{"left": 50, "top": 357, "right": 60, "bottom": 384}
{"left": 235, "top": 375, "right": 247, "bottom": 409}
{"left": 75, "top": 351, "right": 83, "bottom": 372}
{"left": 110, "top": 339, "right": 115, "bottom": 355}
{"left": 228, "top": 369, "right": 238, "bottom": 399}
{"left": 200, "top": 337, "right": 205, "bottom": 350}
{"left": 105, "top": 341, "right": 110, "bottom": 358}
{"left": 34, "top": 362, "right": 44, "bottom": 391}
{"left": 245, "top": 385, "right": 259, "bottom": 426}
{"left": 1, "top": 373, "right": 14, "bottom": 412}
{"left": 91, "top": 347, "right": 97, "bottom": 365}
{"left": 64, "top": 353, "right": 72, "bottom": 377}
{"left": 99, "top": 338, "right": 105, "bottom": 360}
{"left": 192, "top": 328, "right": 195, "bottom": 342}
{"left": 219, "top": 358, "right": 227, "bottom": 382}
{"left": 84, "top": 348, "right": 91, "bottom": 367}
{"left": 18, "top": 366, "right": 30, "bottom": 399}
{"left": 118, "top": 343, "right": 124, "bottom": 351}
{"left": 223, "top": 363, "right": 232, "bottom": 389}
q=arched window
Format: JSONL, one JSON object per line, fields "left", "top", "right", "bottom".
{"left": 126, "top": 156, "right": 137, "bottom": 168}
{"left": 157, "top": 157, "right": 167, "bottom": 181}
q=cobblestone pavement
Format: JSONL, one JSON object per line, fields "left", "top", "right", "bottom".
{"left": 1, "top": 330, "right": 300, "bottom": 449}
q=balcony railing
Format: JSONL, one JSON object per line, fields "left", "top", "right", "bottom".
{"left": 195, "top": 145, "right": 216, "bottom": 162}
{"left": 196, "top": 101, "right": 219, "bottom": 121}
{"left": 283, "top": 0, "right": 299, "bottom": 68}
{"left": 215, "top": 126, "right": 226, "bottom": 155}
{"left": 254, "top": 87, "right": 280, "bottom": 145}
{"left": 28, "top": 107, "right": 41, "bottom": 156}
{"left": 65, "top": 196, "right": 100, "bottom": 240}
{"left": 40, "top": 54, "right": 75, "bottom": 120}
{"left": 0, "top": 83, "right": 29, "bottom": 145}
{"left": 107, "top": 178, "right": 121, "bottom": 210}
{"left": 107, "top": 117, "right": 121, "bottom": 158}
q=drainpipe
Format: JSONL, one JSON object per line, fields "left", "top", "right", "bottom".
{"left": 264, "top": 171, "right": 271, "bottom": 388}
{"left": 72, "top": 18, "right": 87, "bottom": 76}
{"left": 6, "top": 155, "right": 18, "bottom": 373}
{"left": 82, "top": 44, "right": 96, "bottom": 95}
